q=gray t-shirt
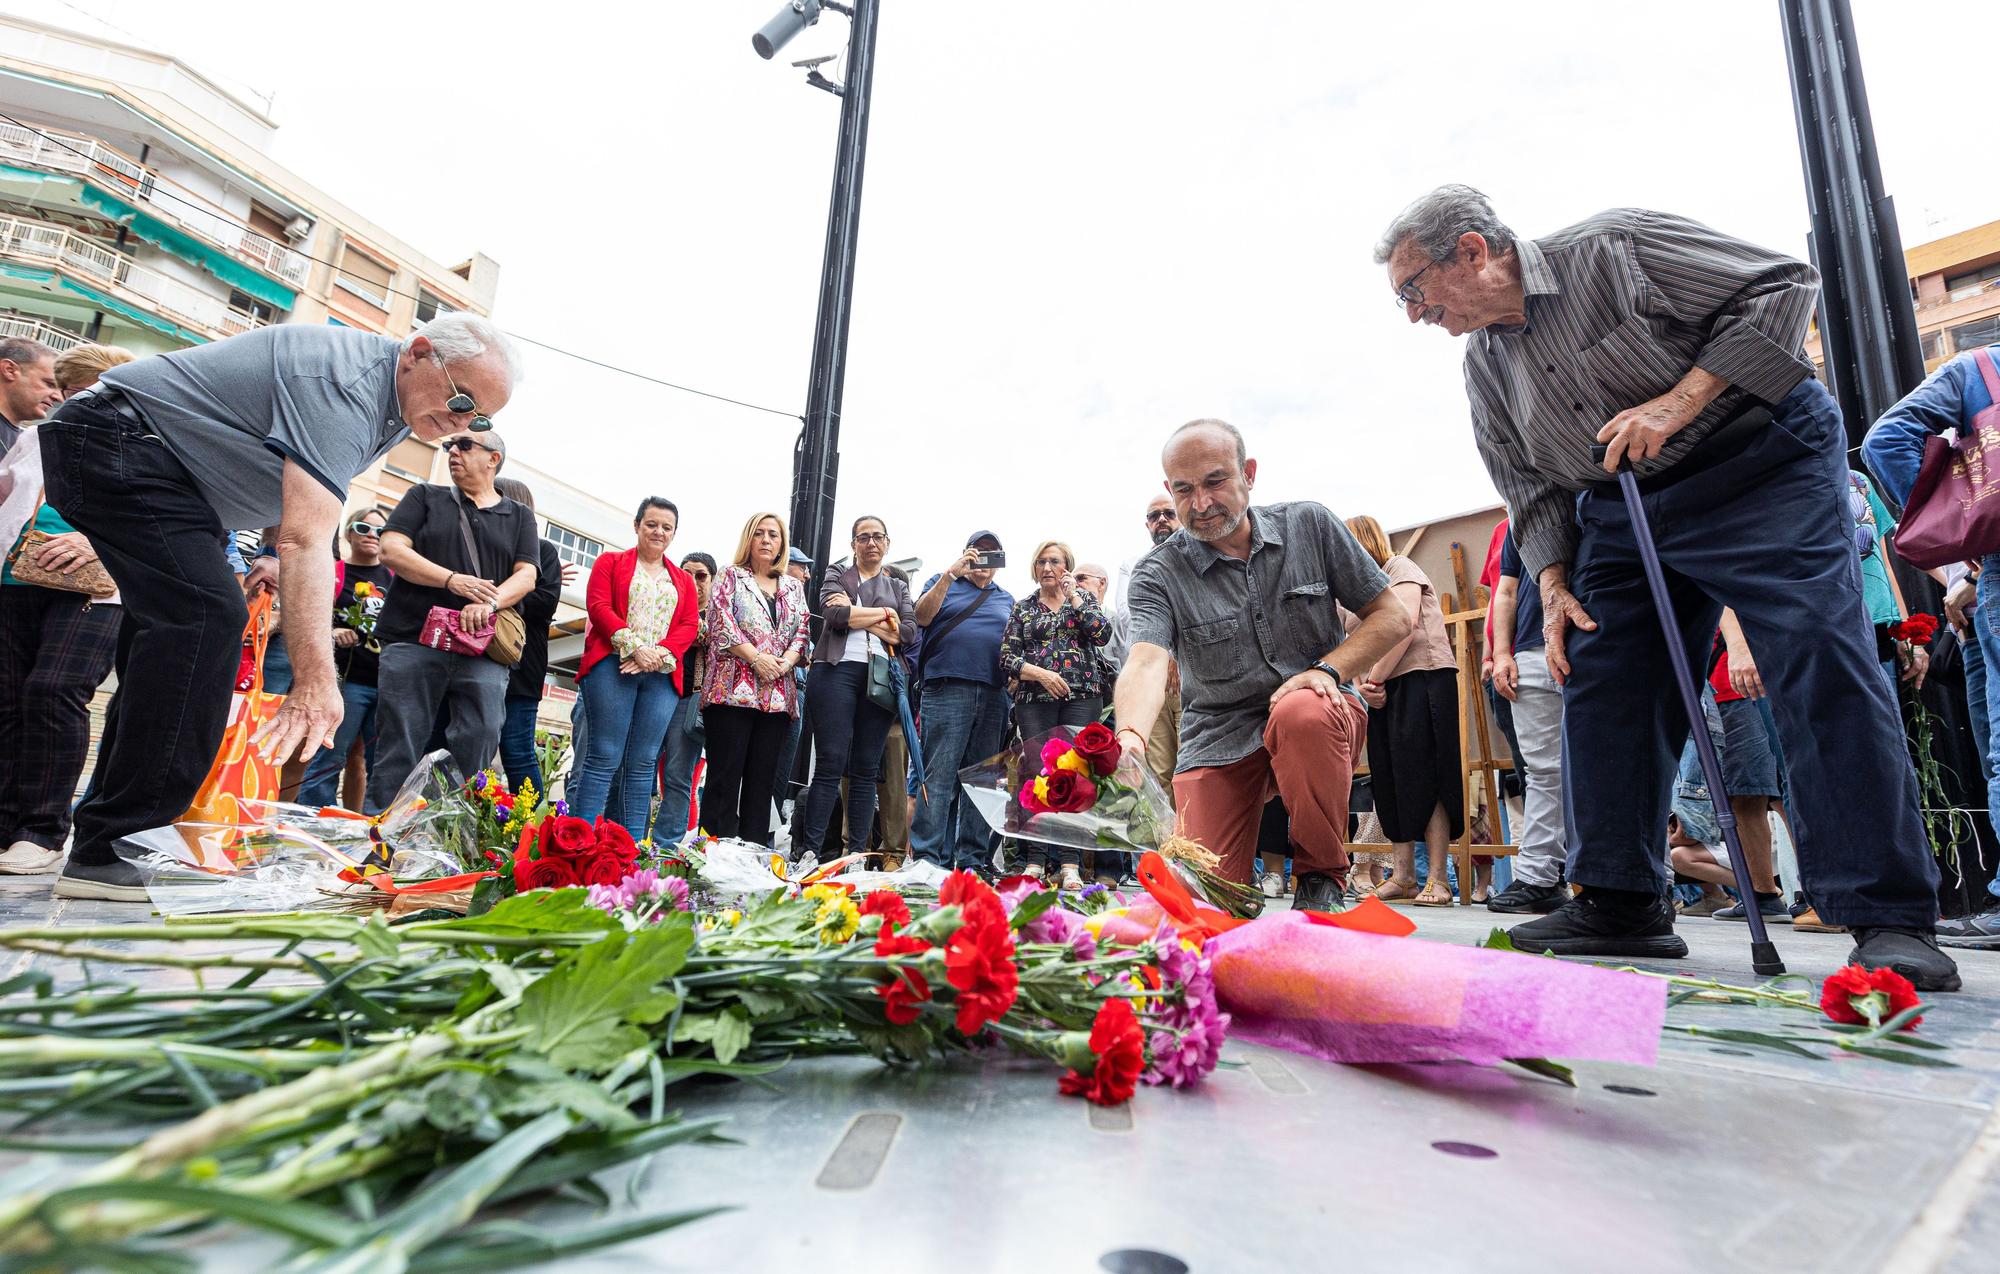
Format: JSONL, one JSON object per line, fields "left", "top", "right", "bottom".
{"left": 1125, "top": 501, "right": 1390, "bottom": 771}
{"left": 97, "top": 326, "right": 408, "bottom": 530}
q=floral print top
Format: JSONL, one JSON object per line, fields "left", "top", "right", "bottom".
{"left": 614, "top": 563, "right": 680, "bottom": 665}
{"left": 703, "top": 566, "right": 812, "bottom": 717}
{"left": 1000, "top": 593, "right": 1112, "bottom": 702}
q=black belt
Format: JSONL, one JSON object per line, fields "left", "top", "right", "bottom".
{"left": 71, "top": 386, "right": 150, "bottom": 432}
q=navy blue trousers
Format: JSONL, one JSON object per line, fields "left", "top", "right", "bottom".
{"left": 1560, "top": 377, "right": 1938, "bottom": 927}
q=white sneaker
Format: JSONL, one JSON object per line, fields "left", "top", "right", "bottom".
{"left": 1057, "top": 864, "right": 1085, "bottom": 891}
{"left": 0, "top": 841, "right": 62, "bottom": 875}
{"left": 1259, "top": 871, "right": 1284, "bottom": 899}
{"left": 1022, "top": 863, "right": 1047, "bottom": 881}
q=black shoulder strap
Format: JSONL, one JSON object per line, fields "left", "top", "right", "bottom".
{"left": 452, "top": 492, "right": 489, "bottom": 582}
{"left": 917, "top": 584, "right": 987, "bottom": 673}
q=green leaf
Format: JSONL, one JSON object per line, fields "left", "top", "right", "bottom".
{"left": 404, "top": 888, "right": 617, "bottom": 939}
{"left": 1503, "top": 1056, "right": 1576, "bottom": 1086}
{"left": 37, "top": 1181, "right": 351, "bottom": 1246}
{"left": 517, "top": 922, "right": 693, "bottom": 1072}
{"left": 1009, "top": 889, "right": 1060, "bottom": 930}
{"left": 357, "top": 913, "right": 401, "bottom": 961}
{"left": 409, "top": 1209, "right": 732, "bottom": 1272}
{"left": 1481, "top": 928, "right": 1521, "bottom": 952}
{"left": 730, "top": 987, "right": 791, "bottom": 1019}
{"left": 0, "top": 970, "right": 52, "bottom": 999}
{"left": 465, "top": 875, "right": 510, "bottom": 917}
{"left": 487, "top": 1117, "right": 728, "bottom": 1205}
{"left": 1836, "top": 1043, "right": 1960, "bottom": 1068}
{"left": 674, "top": 1008, "right": 753, "bottom": 1065}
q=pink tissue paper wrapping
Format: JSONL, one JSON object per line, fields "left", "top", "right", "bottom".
{"left": 1203, "top": 910, "right": 1667, "bottom": 1066}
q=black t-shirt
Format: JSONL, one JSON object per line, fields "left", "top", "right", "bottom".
{"left": 334, "top": 561, "right": 394, "bottom": 687}
{"left": 508, "top": 538, "right": 564, "bottom": 700}
{"left": 376, "top": 484, "right": 539, "bottom": 648}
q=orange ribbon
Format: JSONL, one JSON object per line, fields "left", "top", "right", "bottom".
{"left": 1134, "top": 851, "right": 1417, "bottom": 944}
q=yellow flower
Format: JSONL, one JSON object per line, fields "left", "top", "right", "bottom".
{"left": 353, "top": 581, "right": 375, "bottom": 598}
{"left": 1032, "top": 776, "right": 1050, "bottom": 803}
{"left": 803, "top": 883, "right": 839, "bottom": 904}
{"left": 722, "top": 908, "right": 743, "bottom": 927}
{"left": 1054, "top": 748, "right": 1090, "bottom": 776}
{"left": 817, "top": 897, "right": 860, "bottom": 944}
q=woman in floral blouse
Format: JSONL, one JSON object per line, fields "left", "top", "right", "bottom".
{"left": 1000, "top": 539, "right": 1112, "bottom": 886}
{"left": 702, "top": 512, "right": 812, "bottom": 846}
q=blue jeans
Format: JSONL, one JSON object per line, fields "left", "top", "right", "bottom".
{"left": 796, "top": 662, "right": 895, "bottom": 859}
{"left": 656, "top": 689, "right": 705, "bottom": 843}
{"left": 572, "top": 662, "right": 680, "bottom": 840}
{"left": 298, "top": 680, "right": 379, "bottom": 809}
{"left": 1561, "top": 377, "right": 1938, "bottom": 926}
{"left": 499, "top": 693, "right": 542, "bottom": 797}
{"left": 1975, "top": 569, "right": 2000, "bottom": 901}
{"left": 909, "top": 678, "right": 1012, "bottom": 870}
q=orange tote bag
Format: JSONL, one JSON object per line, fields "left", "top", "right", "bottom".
{"left": 181, "top": 591, "right": 288, "bottom": 829}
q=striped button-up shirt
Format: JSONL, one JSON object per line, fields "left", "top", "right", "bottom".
{"left": 1464, "top": 208, "right": 1821, "bottom": 585}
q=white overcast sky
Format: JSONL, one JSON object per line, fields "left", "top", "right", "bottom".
{"left": 17, "top": 1, "right": 2000, "bottom": 594}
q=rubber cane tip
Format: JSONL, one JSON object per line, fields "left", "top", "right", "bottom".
{"left": 1750, "top": 942, "right": 1786, "bottom": 977}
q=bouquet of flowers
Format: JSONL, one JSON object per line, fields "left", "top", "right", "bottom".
{"left": 1888, "top": 612, "right": 1980, "bottom": 880}
{"left": 961, "top": 723, "right": 1264, "bottom": 917}
{"left": 334, "top": 578, "right": 382, "bottom": 652}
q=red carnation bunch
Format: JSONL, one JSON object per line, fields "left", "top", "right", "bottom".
{"left": 938, "top": 871, "right": 1018, "bottom": 1034}
{"left": 859, "top": 889, "right": 912, "bottom": 927}
{"left": 1820, "top": 963, "right": 1924, "bottom": 1030}
{"left": 1890, "top": 613, "right": 1940, "bottom": 647}
{"left": 873, "top": 922, "right": 935, "bottom": 1025}
{"left": 513, "top": 813, "right": 643, "bottom": 894}
{"left": 1059, "top": 997, "right": 1147, "bottom": 1105}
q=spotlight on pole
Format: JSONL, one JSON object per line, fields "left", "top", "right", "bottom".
{"left": 752, "top": 0, "right": 824, "bottom": 59}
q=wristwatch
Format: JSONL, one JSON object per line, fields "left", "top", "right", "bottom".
{"left": 1311, "top": 660, "right": 1340, "bottom": 681}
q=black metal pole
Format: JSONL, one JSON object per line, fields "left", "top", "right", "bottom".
{"left": 788, "top": 0, "right": 880, "bottom": 579}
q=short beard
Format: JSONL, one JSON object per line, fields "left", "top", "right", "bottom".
{"left": 1149, "top": 525, "right": 1176, "bottom": 546}
{"left": 1185, "top": 508, "right": 1243, "bottom": 543}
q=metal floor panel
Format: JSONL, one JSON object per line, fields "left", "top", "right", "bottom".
{"left": 3, "top": 883, "right": 1998, "bottom": 1272}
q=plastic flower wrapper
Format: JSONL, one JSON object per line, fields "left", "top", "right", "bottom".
{"left": 958, "top": 724, "right": 1263, "bottom": 917}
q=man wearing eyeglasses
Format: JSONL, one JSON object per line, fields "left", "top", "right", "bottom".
{"left": 1376, "top": 184, "right": 1956, "bottom": 991}
{"left": 297, "top": 508, "right": 393, "bottom": 808}
{"left": 38, "top": 313, "right": 520, "bottom": 899}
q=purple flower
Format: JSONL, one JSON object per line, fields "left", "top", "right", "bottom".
{"left": 552, "top": 799, "right": 570, "bottom": 817}
{"left": 585, "top": 868, "right": 693, "bottom": 915}
{"left": 1023, "top": 906, "right": 1097, "bottom": 961}
{"left": 470, "top": 772, "right": 488, "bottom": 793}
{"left": 1080, "top": 883, "right": 1108, "bottom": 899}
{"left": 1140, "top": 924, "right": 1229, "bottom": 1088}
{"left": 997, "top": 877, "right": 1045, "bottom": 912}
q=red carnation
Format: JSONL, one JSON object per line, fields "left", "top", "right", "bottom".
{"left": 549, "top": 816, "right": 597, "bottom": 857}
{"left": 1820, "top": 963, "right": 1924, "bottom": 1030}
{"left": 944, "top": 912, "right": 1019, "bottom": 1035}
{"left": 875, "top": 968, "right": 932, "bottom": 1025}
{"left": 515, "top": 854, "right": 579, "bottom": 892}
{"left": 581, "top": 851, "right": 633, "bottom": 888}
{"left": 593, "top": 817, "right": 638, "bottom": 856}
{"left": 939, "top": 870, "right": 1009, "bottom": 933}
{"left": 1041, "top": 769, "right": 1099, "bottom": 814}
{"left": 1071, "top": 722, "right": 1122, "bottom": 776}
{"left": 874, "top": 923, "right": 932, "bottom": 958}
{"left": 1890, "top": 613, "right": 1940, "bottom": 646}
{"left": 1059, "top": 997, "right": 1147, "bottom": 1106}
{"left": 859, "top": 889, "right": 912, "bottom": 927}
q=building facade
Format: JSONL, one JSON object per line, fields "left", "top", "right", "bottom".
{"left": 1805, "top": 216, "right": 2000, "bottom": 375}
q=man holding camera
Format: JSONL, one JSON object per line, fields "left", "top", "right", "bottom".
{"left": 909, "top": 531, "right": 1014, "bottom": 872}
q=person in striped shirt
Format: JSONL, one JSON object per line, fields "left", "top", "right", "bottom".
{"left": 1375, "top": 184, "right": 1956, "bottom": 992}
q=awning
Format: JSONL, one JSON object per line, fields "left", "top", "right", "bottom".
{"left": 54, "top": 276, "right": 205, "bottom": 344}
{"left": 76, "top": 186, "right": 296, "bottom": 311}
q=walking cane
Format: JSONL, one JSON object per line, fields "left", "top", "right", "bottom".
{"left": 1592, "top": 443, "right": 1786, "bottom": 976}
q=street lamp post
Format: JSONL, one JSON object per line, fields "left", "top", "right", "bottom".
{"left": 754, "top": 0, "right": 881, "bottom": 578}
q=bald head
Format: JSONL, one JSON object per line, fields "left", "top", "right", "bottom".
{"left": 1162, "top": 418, "right": 1246, "bottom": 471}
{"left": 1161, "top": 417, "right": 1255, "bottom": 545}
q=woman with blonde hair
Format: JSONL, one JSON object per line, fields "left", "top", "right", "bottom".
{"left": 52, "top": 343, "right": 135, "bottom": 398}
{"left": 999, "top": 537, "right": 1112, "bottom": 887}
{"left": 701, "top": 512, "right": 811, "bottom": 845}
{"left": 1346, "top": 514, "right": 1481, "bottom": 906}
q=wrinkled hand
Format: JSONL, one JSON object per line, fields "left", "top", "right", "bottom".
{"left": 253, "top": 675, "right": 342, "bottom": 764}
{"left": 1269, "top": 667, "right": 1338, "bottom": 709}
{"left": 1728, "top": 645, "right": 1765, "bottom": 701}
{"left": 449, "top": 573, "right": 500, "bottom": 605}
{"left": 1597, "top": 389, "right": 1699, "bottom": 471}
{"left": 244, "top": 554, "right": 279, "bottom": 597}
{"left": 631, "top": 645, "right": 666, "bottom": 673}
{"left": 1036, "top": 667, "right": 1072, "bottom": 699}
{"left": 32, "top": 531, "right": 97, "bottom": 575}
{"left": 1491, "top": 651, "right": 1519, "bottom": 702}
{"left": 948, "top": 548, "right": 980, "bottom": 580}
{"left": 1539, "top": 567, "right": 1599, "bottom": 686}
{"left": 1357, "top": 678, "right": 1386, "bottom": 709}
{"left": 461, "top": 603, "right": 494, "bottom": 631}
{"left": 750, "top": 651, "right": 782, "bottom": 683}
{"left": 1902, "top": 645, "right": 1930, "bottom": 691}
{"left": 333, "top": 628, "right": 360, "bottom": 649}
{"left": 1946, "top": 578, "right": 1977, "bottom": 634}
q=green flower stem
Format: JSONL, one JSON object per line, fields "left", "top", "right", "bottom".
{"left": 1607, "top": 967, "right": 1819, "bottom": 1012}
{"left": 0, "top": 939, "right": 313, "bottom": 972}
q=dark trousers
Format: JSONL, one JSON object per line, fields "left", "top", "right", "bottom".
{"left": 797, "top": 662, "right": 894, "bottom": 859}
{"left": 39, "top": 396, "right": 249, "bottom": 867}
{"left": 498, "top": 693, "right": 542, "bottom": 796}
{"left": 1561, "top": 377, "right": 1939, "bottom": 926}
{"left": 0, "top": 587, "right": 120, "bottom": 850}
{"left": 1013, "top": 695, "right": 1103, "bottom": 869}
{"left": 701, "top": 704, "right": 791, "bottom": 845}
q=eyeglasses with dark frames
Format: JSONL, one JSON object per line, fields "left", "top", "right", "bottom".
{"left": 854, "top": 532, "right": 889, "bottom": 544}
{"left": 444, "top": 437, "right": 498, "bottom": 455}
{"left": 433, "top": 354, "right": 493, "bottom": 431}
{"left": 1393, "top": 254, "right": 1448, "bottom": 309}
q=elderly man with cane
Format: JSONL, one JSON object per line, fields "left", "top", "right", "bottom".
{"left": 1377, "top": 185, "right": 1956, "bottom": 990}
{"left": 39, "top": 315, "right": 520, "bottom": 900}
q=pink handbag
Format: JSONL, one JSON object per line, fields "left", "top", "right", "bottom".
{"left": 1896, "top": 348, "right": 2000, "bottom": 569}
{"left": 420, "top": 605, "right": 496, "bottom": 656}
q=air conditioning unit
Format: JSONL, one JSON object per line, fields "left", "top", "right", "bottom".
{"left": 282, "top": 216, "right": 311, "bottom": 241}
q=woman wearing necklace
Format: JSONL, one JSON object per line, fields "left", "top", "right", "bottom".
{"left": 796, "top": 515, "right": 917, "bottom": 865}
{"left": 573, "top": 497, "right": 699, "bottom": 838}
{"left": 701, "top": 513, "right": 811, "bottom": 846}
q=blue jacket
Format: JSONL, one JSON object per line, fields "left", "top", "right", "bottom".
{"left": 1862, "top": 345, "right": 2000, "bottom": 506}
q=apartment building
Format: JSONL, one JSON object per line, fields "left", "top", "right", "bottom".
{"left": 1805, "top": 216, "right": 2000, "bottom": 376}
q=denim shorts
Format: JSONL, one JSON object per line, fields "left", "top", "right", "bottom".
{"left": 1717, "top": 696, "right": 1786, "bottom": 799}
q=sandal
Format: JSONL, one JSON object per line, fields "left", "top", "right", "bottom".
{"left": 1413, "top": 879, "right": 1455, "bottom": 907}
{"left": 1372, "top": 879, "right": 1420, "bottom": 904}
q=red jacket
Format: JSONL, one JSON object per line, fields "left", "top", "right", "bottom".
{"left": 578, "top": 547, "right": 700, "bottom": 689}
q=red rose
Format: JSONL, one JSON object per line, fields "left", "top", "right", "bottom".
{"left": 1041, "top": 769, "right": 1099, "bottom": 814}
{"left": 593, "top": 817, "right": 638, "bottom": 856}
{"left": 875, "top": 968, "right": 932, "bottom": 1024}
{"left": 944, "top": 913, "right": 1019, "bottom": 1035}
{"left": 1071, "top": 722, "right": 1122, "bottom": 776}
{"left": 939, "top": 871, "right": 1008, "bottom": 933}
{"left": 859, "top": 890, "right": 912, "bottom": 927}
{"left": 536, "top": 817, "right": 558, "bottom": 859}
{"left": 874, "top": 923, "right": 932, "bottom": 958}
{"left": 549, "top": 816, "right": 598, "bottom": 858}
{"left": 515, "top": 854, "right": 579, "bottom": 892}
{"left": 582, "top": 851, "right": 632, "bottom": 887}
{"left": 1820, "top": 962, "right": 1924, "bottom": 1029}
{"left": 1059, "top": 996, "right": 1146, "bottom": 1105}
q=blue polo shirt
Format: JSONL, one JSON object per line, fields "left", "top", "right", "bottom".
{"left": 917, "top": 575, "right": 1013, "bottom": 686}
{"left": 1498, "top": 530, "right": 1545, "bottom": 652}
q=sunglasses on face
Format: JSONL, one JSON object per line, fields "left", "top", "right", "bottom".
{"left": 1145, "top": 510, "right": 1177, "bottom": 525}
{"left": 433, "top": 354, "right": 492, "bottom": 431}
{"left": 687, "top": 569, "right": 711, "bottom": 582}
{"left": 348, "top": 520, "right": 382, "bottom": 536}
{"left": 444, "top": 437, "right": 498, "bottom": 455}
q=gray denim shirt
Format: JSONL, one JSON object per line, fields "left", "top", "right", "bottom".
{"left": 1124, "top": 502, "right": 1390, "bottom": 772}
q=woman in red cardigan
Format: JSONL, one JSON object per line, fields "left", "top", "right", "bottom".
{"left": 573, "top": 497, "right": 698, "bottom": 838}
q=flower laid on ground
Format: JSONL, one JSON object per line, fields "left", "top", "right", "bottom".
{"left": 1143, "top": 925, "right": 1229, "bottom": 1087}
{"left": 1058, "top": 997, "right": 1147, "bottom": 1105}
{"left": 586, "top": 867, "right": 692, "bottom": 919}
{"left": 512, "top": 813, "right": 643, "bottom": 899}
{"left": 1820, "top": 963, "right": 1924, "bottom": 1030}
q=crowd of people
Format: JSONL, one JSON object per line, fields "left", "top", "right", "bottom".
{"left": 0, "top": 181, "right": 1993, "bottom": 997}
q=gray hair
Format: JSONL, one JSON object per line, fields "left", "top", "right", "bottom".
{"left": 1164, "top": 418, "right": 1247, "bottom": 469}
{"left": 0, "top": 336, "right": 55, "bottom": 369}
{"left": 1372, "top": 184, "right": 1517, "bottom": 265}
{"left": 406, "top": 312, "right": 525, "bottom": 388}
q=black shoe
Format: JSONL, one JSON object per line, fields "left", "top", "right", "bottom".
{"left": 1486, "top": 880, "right": 1568, "bottom": 914}
{"left": 53, "top": 856, "right": 148, "bottom": 902}
{"left": 1848, "top": 927, "right": 1962, "bottom": 993}
{"left": 1936, "top": 906, "right": 2000, "bottom": 950}
{"left": 1507, "top": 890, "right": 1688, "bottom": 959}
{"left": 1292, "top": 871, "right": 1344, "bottom": 913}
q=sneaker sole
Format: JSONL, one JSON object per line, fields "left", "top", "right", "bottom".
{"left": 1513, "top": 933, "right": 1690, "bottom": 959}
{"left": 1935, "top": 935, "right": 2000, "bottom": 950}
{"left": 1485, "top": 898, "right": 1564, "bottom": 915}
{"left": 1713, "top": 914, "right": 1793, "bottom": 924}
{"left": 52, "top": 877, "right": 150, "bottom": 902}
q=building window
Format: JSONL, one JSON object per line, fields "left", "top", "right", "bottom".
{"left": 1944, "top": 261, "right": 2000, "bottom": 301}
{"left": 413, "top": 288, "right": 450, "bottom": 325}
{"left": 334, "top": 243, "right": 394, "bottom": 310}
{"left": 383, "top": 437, "right": 435, "bottom": 484}
{"left": 1922, "top": 330, "right": 1945, "bottom": 362}
{"left": 545, "top": 522, "right": 606, "bottom": 572}
{"left": 1947, "top": 315, "right": 2000, "bottom": 356}
{"left": 227, "top": 289, "right": 276, "bottom": 323}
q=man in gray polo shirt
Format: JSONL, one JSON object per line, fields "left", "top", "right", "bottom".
{"left": 1114, "top": 419, "right": 1411, "bottom": 912}
{"left": 38, "top": 314, "right": 521, "bottom": 899}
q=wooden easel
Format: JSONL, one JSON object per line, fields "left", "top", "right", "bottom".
{"left": 1439, "top": 541, "right": 1517, "bottom": 896}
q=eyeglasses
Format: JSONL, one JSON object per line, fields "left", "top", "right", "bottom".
{"left": 444, "top": 437, "right": 498, "bottom": 455}
{"left": 348, "top": 520, "right": 382, "bottom": 536}
{"left": 854, "top": 532, "right": 889, "bottom": 544}
{"left": 433, "top": 354, "right": 492, "bottom": 431}
{"left": 687, "top": 570, "right": 712, "bottom": 582}
{"left": 1144, "top": 509, "right": 1177, "bottom": 525}
{"left": 1393, "top": 256, "right": 1444, "bottom": 309}
{"left": 1035, "top": 557, "right": 1068, "bottom": 569}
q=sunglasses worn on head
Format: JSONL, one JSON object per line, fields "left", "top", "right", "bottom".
{"left": 434, "top": 354, "right": 492, "bottom": 431}
{"left": 349, "top": 520, "right": 382, "bottom": 536}
{"left": 445, "top": 437, "right": 498, "bottom": 455}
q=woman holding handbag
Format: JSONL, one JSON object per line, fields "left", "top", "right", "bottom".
{"left": 0, "top": 424, "right": 121, "bottom": 874}
{"left": 700, "top": 515, "right": 811, "bottom": 847}
{"left": 571, "top": 497, "right": 699, "bottom": 838}
{"left": 796, "top": 515, "right": 917, "bottom": 865}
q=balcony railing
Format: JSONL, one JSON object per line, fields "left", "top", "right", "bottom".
{"left": 0, "top": 311, "right": 84, "bottom": 351}
{"left": 0, "top": 214, "right": 266, "bottom": 342}
{"left": 0, "top": 120, "right": 310, "bottom": 290}
{"left": 1917, "top": 274, "right": 2000, "bottom": 314}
